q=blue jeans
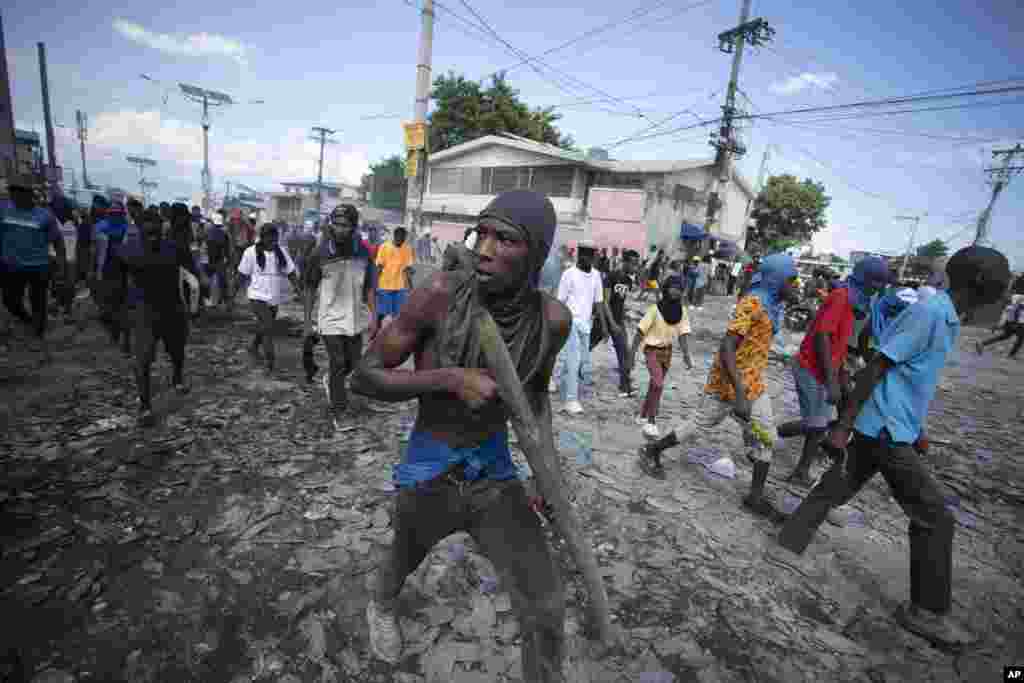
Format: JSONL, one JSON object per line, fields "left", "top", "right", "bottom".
{"left": 557, "top": 319, "right": 591, "bottom": 402}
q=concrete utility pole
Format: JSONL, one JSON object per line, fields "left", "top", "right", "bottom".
{"left": 126, "top": 155, "right": 157, "bottom": 205}
{"left": 974, "top": 143, "right": 1024, "bottom": 247}
{"left": 38, "top": 42, "right": 58, "bottom": 193}
{"left": 0, "top": 12, "right": 17, "bottom": 179}
{"left": 180, "top": 83, "right": 233, "bottom": 216}
{"left": 140, "top": 179, "right": 158, "bottom": 206}
{"left": 76, "top": 110, "right": 90, "bottom": 189}
{"left": 894, "top": 214, "right": 922, "bottom": 282}
{"left": 310, "top": 126, "right": 337, "bottom": 222}
{"left": 703, "top": 0, "right": 774, "bottom": 247}
{"left": 406, "top": 0, "right": 434, "bottom": 232}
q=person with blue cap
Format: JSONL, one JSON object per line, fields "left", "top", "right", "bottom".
{"left": 776, "top": 245, "right": 1011, "bottom": 650}
{"left": 638, "top": 252, "right": 800, "bottom": 521}
{"left": 776, "top": 256, "right": 892, "bottom": 485}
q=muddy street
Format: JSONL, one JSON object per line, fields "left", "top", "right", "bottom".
{"left": 2, "top": 292, "right": 1022, "bottom": 683}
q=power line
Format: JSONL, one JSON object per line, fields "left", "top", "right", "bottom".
{"left": 605, "top": 88, "right": 722, "bottom": 148}
{"left": 614, "top": 86, "right": 1024, "bottom": 145}
{"left": 414, "top": 0, "right": 653, "bottom": 119}
{"left": 452, "top": 0, "right": 653, "bottom": 118}
{"left": 497, "top": 0, "right": 716, "bottom": 75}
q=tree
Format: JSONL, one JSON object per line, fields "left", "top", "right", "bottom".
{"left": 916, "top": 239, "right": 948, "bottom": 260}
{"left": 428, "top": 72, "right": 575, "bottom": 153}
{"left": 363, "top": 154, "right": 408, "bottom": 211}
{"left": 749, "top": 174, "right": 830, "bottom": 251}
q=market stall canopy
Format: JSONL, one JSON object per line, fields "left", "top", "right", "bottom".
{"left": 680, "top": 222, "right": 707, "bottom": 241}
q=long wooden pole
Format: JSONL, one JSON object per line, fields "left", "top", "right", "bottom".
{"left": 472, "top": 295, "right": 615, "bottom": 645}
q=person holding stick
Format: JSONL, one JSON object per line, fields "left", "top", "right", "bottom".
{"left": 352, "top": 190, "right": 571, "bottom": 680}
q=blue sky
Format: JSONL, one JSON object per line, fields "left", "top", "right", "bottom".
{"left": 5, "top": 0, "right": 1023, "bottom": 266}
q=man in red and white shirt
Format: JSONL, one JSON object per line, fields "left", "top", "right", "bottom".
{"left": 777, "top": 257, "right": 890, "bottom": 485}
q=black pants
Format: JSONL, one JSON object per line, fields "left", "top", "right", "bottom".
{"left": 981, "top": 322, "right": 1024, "bottom": 357}
{"left": 304, "top": 333, "right": 363, "bottom": 412}
{"left": 727, "top": 275, "right": 737, "bottom": 295}
{"left": 134, "top": 309, "right": 188, "bottom": 410}
{"left": 250, "top": 300, "right": 278, "bottom": 368}
{"left": 610, "top": 325, "right": 632, "bottom": 393}
{"left": 377, "top": 477, "right": 564, "bottom": 682}
{"left": 778, "top": 430, "right": 954, "bottom": 614}
{"left": 2, "top": 270, "right": 49, "bottom": 337}
{"left": 692, "top": 286, "right": 706, "bottom": 307}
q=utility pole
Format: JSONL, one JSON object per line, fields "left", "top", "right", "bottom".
{"left": 405, "top": 0, "right": 434, "bottom": 232}
{"left": 894, "top": 214, "right": 922, "bottom": 282}
{"left": 742, "top": 144, "right": 771, "bottom": 239}
{"left": 76, "top": 110, "right": 90, "bottom": 189}
{"left": 0, "top": 11, "right": 17, "bottom": 179}
{"left": 180, "top": 84, "right": 233, "bottom": 216}
{"left": 140, "top": 179, "right": 158, "bottom": 206}
{"left": 126, "top": 155, "right": 157, "bottom": 205}
{"left": 974, "top": 143, "right": 1024, "bottom": 247}
{"left": 703, "top": 0, "right": 774, "bottom": 248}
{"left": 37, "top": 42, "right": 58, "bottom": 194}
{"left": 310, "top": 126, "right": 337, "bottom": 222}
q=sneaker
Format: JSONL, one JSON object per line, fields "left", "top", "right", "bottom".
{"left": 895, "top": 602, "right": 976, "bottom": 651}
{"left": 634, "top": 414, "right": 647, "bottom": 427}
{"left": 642, "top": 422, "right": 660, "bottom": 438}
{"left": 367, "top": 600, "right": 403, "bottom": 663}
{"left": 564, "top": 400, "right": 584, "bottom": 416}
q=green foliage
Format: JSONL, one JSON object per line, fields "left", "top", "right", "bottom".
{"left": 371, "top": 154, "right": 406, "bottom": 177}
{"left": 428, "top": 72, "right": 575, "bottom": 153}
{"left": 750, "top": 174, "right": 830, "bottom": 247}
{"left": 916, "top": 238, "right": 949, "bottom": 259}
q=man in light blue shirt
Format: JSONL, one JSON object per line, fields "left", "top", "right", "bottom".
{"left": 776, "top": 248, "right": 1008, "bottom": 651}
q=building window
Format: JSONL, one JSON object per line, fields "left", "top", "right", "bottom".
{"left": 531, "top": 166, "right": 574, "bottom": 197}
{"left": 593, "top": 172, "right": 645, "bottom": 190}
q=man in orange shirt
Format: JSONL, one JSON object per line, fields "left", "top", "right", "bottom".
{"left": 375, "top": 227, "right": 415, "bottom": 327}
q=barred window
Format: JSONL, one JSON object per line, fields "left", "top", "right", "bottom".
{"left": 531, "top": 166, "right": 575, "bottom": 197}
{"left": 430, "top": 168, "right": 462, "bottom": 194}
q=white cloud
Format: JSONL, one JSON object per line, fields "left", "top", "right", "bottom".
{"left": 770, "top": 72, "right": 839, "bottom": 96}
{"left": 79, "top": 108, "right": 369, "bottom": 192}
{"left": 113, "top": 19, "right": 249, "bottom": 66}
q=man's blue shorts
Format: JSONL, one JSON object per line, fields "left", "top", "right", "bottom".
{"left": 376, "top": 289, "right": 409, "bottom": 318}
{"left": 793, "top": 360, "right": 835, "bottom": 431}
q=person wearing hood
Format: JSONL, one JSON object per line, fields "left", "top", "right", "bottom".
{"left": 628, "top": 273, "right": 694, "bottom": 438}
{"left": 776, "top": 245, "right": 1010, "bottom": 651}
{"left": 93, "top": 200, "right": 136, "bottom": 352}
{"left": 638, "top": 253, "right": 799, "bottom": 521}
{"left": 302, "top": 204, "right": 377, "bottom": 427}
{"left": 976, "top": 293, "right": 1024, "bottom": 358}
{"left": 351, "top": 190, "right": 571, "bottom": 680}
{"left": 553, "top": 238, "right": 620, "bottom": 416}
{"left": 776, "top": 257, "right": 891, "bottom": 486}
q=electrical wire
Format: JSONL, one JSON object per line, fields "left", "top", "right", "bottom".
{"left": 605, "top": 89, "right": 722, "bottom": 148}
{"left": 614, "top": 87, "right": 1024, "bottom": 145}
{"left": 496, "top": 0, "right": 716, "bottom": 75}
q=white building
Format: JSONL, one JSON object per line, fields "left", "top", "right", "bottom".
{"left": 420, "top": 133, "right": 756, "bottom": 253}
{"left": 266, "top": 181, "right": 361, "bottom": 226}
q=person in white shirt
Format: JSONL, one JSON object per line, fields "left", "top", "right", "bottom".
{"left": 728, "top": 259, "right": 743, "bottom": 296}
{"left": 237, "top": 224, "right": 300, "bottom": 374}
{"left": 554, "top": 239, "right": 619, "bottom": 415}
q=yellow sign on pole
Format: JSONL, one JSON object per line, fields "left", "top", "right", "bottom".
{"left": 403, "top": 122, "right": 427, "bottom": 151}
{"left": 405, "top": 150, "right": 419, "bottom": 178}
